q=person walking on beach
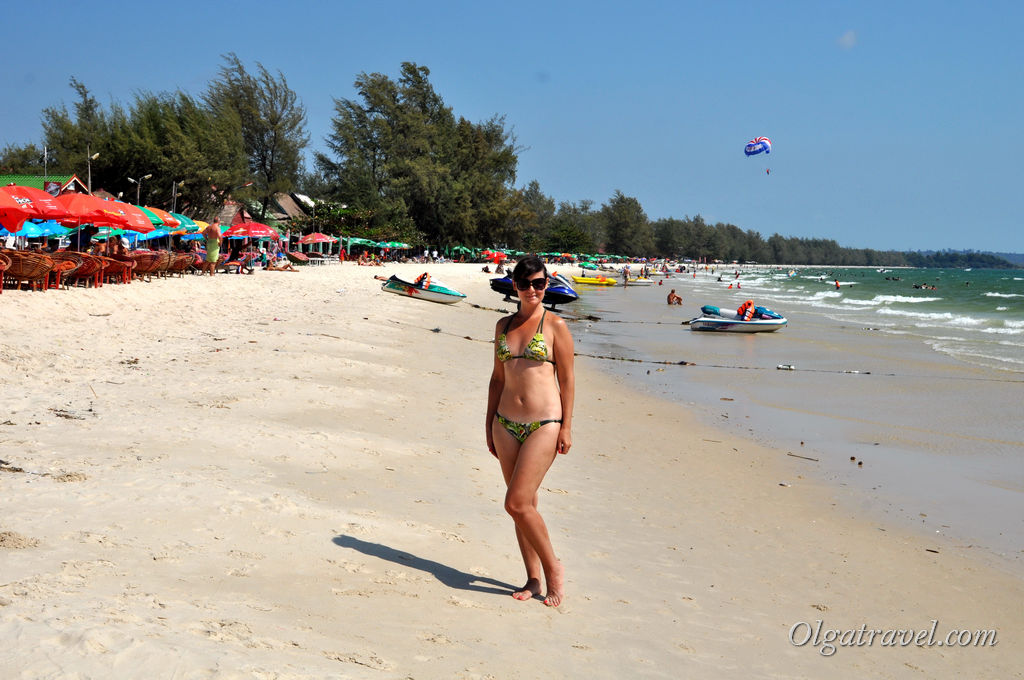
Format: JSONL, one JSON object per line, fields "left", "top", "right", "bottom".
{"left": 202, "top": 218, "right": 222, "bottom": 276}
{"left": 486, "top": 256, "right": 575, "bottom": 607}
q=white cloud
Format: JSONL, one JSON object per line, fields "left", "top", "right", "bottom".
{"left": 837, "top": 30, "right": 857, "bottom": 50}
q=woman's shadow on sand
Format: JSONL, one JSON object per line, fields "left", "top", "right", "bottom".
{"left": 332, "top": 535, "right": 516, "bottom": 596}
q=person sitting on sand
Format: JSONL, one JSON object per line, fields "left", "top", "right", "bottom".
{"left": 667, "top": 289, "right": 682, "bottom": 305}
{"left": 266, "top": 253, "right": 298, "bottom": 271}
{"left": 482, "top": 265, "right": 491, "bottom": 273}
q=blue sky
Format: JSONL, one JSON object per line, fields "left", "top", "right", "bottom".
{"left": 2, "top": 0, "right": 1021, "bottom": 252}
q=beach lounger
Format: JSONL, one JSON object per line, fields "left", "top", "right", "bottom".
{"left": 0, "top": 252, "right": 10, "bottom": 294}
{"left": 2, "top": 250, "right": 55, "bottom": 292}
{"left": 128, "top": 251, "right": 164, "bottom": 282}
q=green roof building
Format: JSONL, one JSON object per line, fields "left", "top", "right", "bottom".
{"left": 0, "top": 174, "right": 88, "bottom": 195}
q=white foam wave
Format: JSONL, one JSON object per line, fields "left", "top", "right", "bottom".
{"left": 848, "top": 294, "right": 943, "bottom": 306}
{"left": 996, "top": 306, "right": 1008, "bottom": 311}
{"left": 876, "top": 307, "right": 985, "bottom": 326}
{"left": 984, "top": 292, "right": 1023, "bottom": 298}
{"left": 927, "top": 341, "right": 1024, "bottom": 366}
{"left": 979, "top": 327, "right": 1024, "bottom": 336}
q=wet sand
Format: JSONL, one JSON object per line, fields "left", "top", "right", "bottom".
{"left": 573, "top": 278, "right": 1024, "bottom": 566}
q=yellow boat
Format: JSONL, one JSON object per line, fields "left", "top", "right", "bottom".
{"left": 572, "top": 275, "right": 617, "bottom": 286}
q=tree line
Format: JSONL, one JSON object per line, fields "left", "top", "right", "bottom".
{"left": 2, "top": 59, "right": 1016, "bottom": 268}
{"left": 0, "top": 54, "right": 306, "bottom": 222}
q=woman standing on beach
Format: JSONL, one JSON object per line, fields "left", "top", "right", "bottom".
{"left": 486, "top": 256, "right": 575, "bottom": 607}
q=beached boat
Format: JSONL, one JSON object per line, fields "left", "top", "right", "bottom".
{"left": 380, "top": 274, "right": 466, "bottom": 304}
{"left": 688, "top": 303, "right": 787, "bottom": 333}
{"left": 489, "top": 273, "right": 579, "bottom": 307}
{"left": 572, "top": 275, "right": 617, "bottom": 286}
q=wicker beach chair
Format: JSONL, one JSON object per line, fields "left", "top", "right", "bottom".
{"left": 0, "top": 252, "right": 10, "bottom": 294}
{"left": 286, "top": 251, "right": 310, "bottom": 266}
{"left": 112, "top": 255, "right": 138, "bottom": 283}
{"left": 152, "top": 251, "right": 173, "bottom": 278}
{"left": 166, "top": 253, "right": 192, "bottom": 277}
{"left": 50, "top": 259, "right": 78, "bottom": 289}
{"left": 2, "top": 250, "right": 55, "bottom": 292}
{"left": 77, "top": 253, "right": 108, "bottom": 288}
{"left": 96, "top": 256, "right": 135, "bottom": 284}
{"left": 47, "top": 252, "right": 84, "bottom": 289}
{"left": 129, "top": 251, "right": 164, "bottom": 282}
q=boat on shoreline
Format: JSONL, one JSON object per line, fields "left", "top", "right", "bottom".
{"left": 688, "top": 303, "right": 787, "bottom": 333}
{"left": 572, "top": 274, "right": 617, "bottom": 286}
{"left": 380, "top": 273, "right": 466, "bottom": 304}
{"left": 489, "top": 273, "right": 579, "bottom": 308}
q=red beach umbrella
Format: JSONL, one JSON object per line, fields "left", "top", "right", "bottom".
{"left": 223, "top": 221, "right": 279, "bottom": 239}
{"left": 55, "top": 193, "right": 156, "bottom": 233}
{"left": 56, "top": 193, "right": 121, "bottom": 227}
{"left": 298, "top": 232, "right": 336, "bottom": 244}
{"left": 0, "top": 184, "right": 70, "bottom": 231}
{"left": 108, "top": 201, "right": 156, "bottom": 233}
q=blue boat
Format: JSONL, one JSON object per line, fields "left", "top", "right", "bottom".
{"left": 489, "top": 273, "right": 579, "bottom": 308}
{"left": 688, "top": 304, "right": 788, "bottom": 333}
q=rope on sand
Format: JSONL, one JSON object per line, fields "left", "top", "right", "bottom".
{"left": 391, "top": 320, "right": 1024, "bottom": 383}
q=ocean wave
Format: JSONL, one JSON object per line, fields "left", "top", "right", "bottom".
{"left": 875, "top": 308, "right": 986, "bottom": 326}
{"left": 927, "top": 342, "right": 1024, "bottom": 366}
{"left": 996, "top": 306, "right": 1009, "bottom": 311}
{"left": 984, "top": 292, "right": 1023, "bottom": 298}
{"left": 765, "top": 290, "right": 840, "bottom": 302}
{"left": 852, "top": 294, "right": 943, "bottom": 306}
{"left": 979, "top": 327, "right": 1024, "bottom": 336}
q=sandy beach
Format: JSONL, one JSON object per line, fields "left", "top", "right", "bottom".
{"left": 2, "top": 262, "right": 1022, "bottom": 679}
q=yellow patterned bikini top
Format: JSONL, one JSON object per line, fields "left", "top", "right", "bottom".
{"left": 496, "top": 310, "right": 555, "bottom": 365}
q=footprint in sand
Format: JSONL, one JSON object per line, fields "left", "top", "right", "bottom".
{"left": 228, "top": 549, "right": 266, "bottom": 561}
{"left": 0, "top": 531, "right": 40, "bottom": 549}
{"left": 193, "top": 619, "right": 277, "bottom": 649}
{"left": 53, "top": 472, "right": 88, "bottom": 482}
{"left": 322, "top": 651, "right": 393, "bottom": 671}
{"left": 418, "top": 632, "right": 452, "bottom": 645}
{"left": 446, "top": 595, "right": 484, "bottom": 609}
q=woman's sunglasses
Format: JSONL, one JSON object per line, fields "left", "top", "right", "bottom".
{"left": 514, "top": 277, "right": 548, "bottom": 291}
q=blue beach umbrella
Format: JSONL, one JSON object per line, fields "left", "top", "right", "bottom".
{"left": 138, "top": 228, "right": 170, "bottom": 241}
{"left": 0, "top": 219, "right": 70, "bottom": 238}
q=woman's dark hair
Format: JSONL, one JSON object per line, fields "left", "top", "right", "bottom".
{"left": 512, "top": 255, "right": 547, "bottom": 283}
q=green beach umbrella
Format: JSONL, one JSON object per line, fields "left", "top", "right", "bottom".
{"left": 135, "top": 205, "right": 164, "bottom": 228}
{"left": 169, "top": 212, "right": 199, "bottom": 232}
{"left": 344, "top": 237, "right": 378, "bottom": 246}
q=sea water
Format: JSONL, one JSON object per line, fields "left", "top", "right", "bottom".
{"left": 566, "top": 266, "right": 1023, "bottom": 568}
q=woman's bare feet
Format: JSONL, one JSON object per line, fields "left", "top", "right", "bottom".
{"left": 512, "top": 577, "right": 542, "bottom": 601}
{"left": 542, "top": 561, "right": 565, "bottom": 607}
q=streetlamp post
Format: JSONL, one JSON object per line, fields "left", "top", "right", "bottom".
{"left": 171, "top": 180, "right": 184, "bottom": 213}
{"left": 86, "top": 144, "right": 100, "bottom": 194}
{"left": 126, "top": 174, "right": 153, "bottom": 205}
